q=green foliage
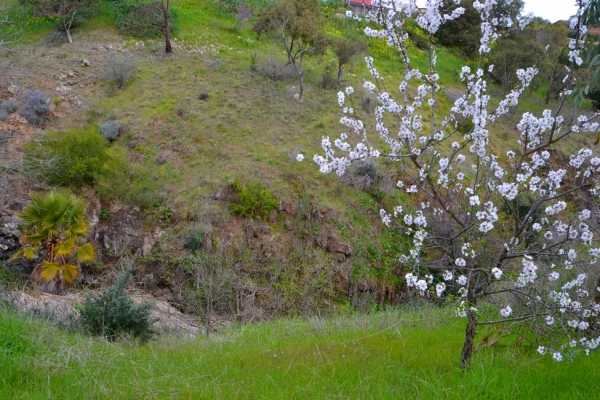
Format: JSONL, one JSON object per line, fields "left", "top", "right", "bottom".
{"left": 13, "top": 191, "right": 95, "bottom": 290}
{"left": 24, "top": 128, "right": 110, "bottom": 188}
{"left": 99, "top": 209, "right": 111, "bottom": 220}
{"left": 253, "top": 0, "right": 328, "bottom": 57}
{"left": 3, "top": 307, "right": 600, "bottom": 398}
{"left": 94, "top": 146, "right": 165, "bottom": 210}
{"left": 435, "top": 0, "right": 524, "bottom": 59}
{"left": 211, "top": 0, "right": 276, "bottom": 14}
{"left": 79, "top": 270, "right": 155, "bottom": 342}
{"left": 104, "top": 0, "right": 177, "bottom": 38}
{"left": 18, "top": 0, "right": 95, "bottom": 42}
{"left": 487, "top": 28, "right": 545, "bottom": 94}
{"left": 184, "top": 230, "right": 204, "bottom": 252}
{"left": 231, "top": 180, "right": 277, "bottom": 220}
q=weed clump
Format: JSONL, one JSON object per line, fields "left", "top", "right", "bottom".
{"left": 231, "top": 180, "right": 277, "bottom": 220}
{"left": 79, "top": 270, "right": 155, "bottom": 342}
{"left": 100, "top": 120, "right": 121, "bottom": 141}
{"left": 20, "top": 90, "right": 51, "bottom": 127}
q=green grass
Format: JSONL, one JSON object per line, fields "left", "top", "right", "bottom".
{"left": 1, "top": 306, "right": 599, "bottom": 399}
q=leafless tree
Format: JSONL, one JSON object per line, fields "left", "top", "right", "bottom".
{"left": 19, "top": 0, "right": 93, "bottom": 44}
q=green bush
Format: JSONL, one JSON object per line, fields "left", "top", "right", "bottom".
{"left": 79, "top": 270, "right": 155, "bottom": 342}
{"left": 184, "top": 230, "right": 204, "bottom": 252}
{"left": 23, "top": 128, "right": 110, "bottom": 187}
{"left": 109, "top": 0, "right": 177, "bottom": 38}
{"left": 231, "top": 180, "right": 277, "bottom": 220}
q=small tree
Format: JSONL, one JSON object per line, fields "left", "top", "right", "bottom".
{"left": 332, "top": 38, "right": 368, "bottom": 89}
{"left": 253, "top": 0, "right": 328, "bottom": 100}
{"left": 161, "top": 0, "right": 172, "bottom": 53}
{"left": 435, "top": 0, "right": 524, "bottom": 59}
{"left": 182, "top": 254, "right": 236, "bottom": 337}
{"left": 19, "top": 0, "right": 93, "bottom": 44}
{"left": 488, "top": 28, "right": 545, "bottom": 95}
{"left": 13, "top": 191, "right": 95, "bottom": 293}
{"left": 312, "top": 0, "right": 600, "bottom": 368}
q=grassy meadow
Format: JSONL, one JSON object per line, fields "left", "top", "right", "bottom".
{"left": 1, "top": 305, "right": 598, "bottom": 399}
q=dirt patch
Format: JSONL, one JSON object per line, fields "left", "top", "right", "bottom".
{"left": 6, "top": 289, "right": 207, "bottom": 337}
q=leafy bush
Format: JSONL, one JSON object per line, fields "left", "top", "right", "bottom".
{"left": 100, "top": 120, "right": 121, "bottom": 141}
{"left": 117, "top": 1, "right": 176, "bottom": 38}
{"left": 184, "top": 230, "right": 203, "bottom": 252}
{"left": 23, "top": 128, "right": 110, "bottom": 187}
{"left": 79, "top": 270, "right": 155, "bottom": 342}
{"left": 20, "top": 90, "right": 51, "bottom": 127}
{"left": 231, "top": 180, "right": 277, "bottom": 220}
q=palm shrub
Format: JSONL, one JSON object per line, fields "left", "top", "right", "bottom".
{"left": 79, "top": 270, "right": 155, "bottom": 342}
{"left": 12, "top": 191, "right": 95, "bottom": 293}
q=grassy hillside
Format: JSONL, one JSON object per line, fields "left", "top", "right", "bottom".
{"left": 0, "top": 0, "right": 596, "bottom": 315}
{"left": 1, "top": 305, "right": 599, "bottom": 399}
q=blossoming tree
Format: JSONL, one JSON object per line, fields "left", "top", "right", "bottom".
{"left": 311, "top": 0, "right": 600, "bottom": 368}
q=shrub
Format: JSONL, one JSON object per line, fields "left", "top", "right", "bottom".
{"left": 118, "top": 1, "right": 175, "bottom": 38}
{"left": 23, "top": 128, "right": 110, "bottom": 187}
{"left": 1, "top": 100, "right": 18, "bottom": 114}
{"left": 184, "top": 230, "right": 204, "bottom": 252}
{"left": 103, "top": 54, "right": 138, "bottom": 89}
{"left": 20, "top": 90, "right": 51, "bottom": 127}
{"left": 79, "top": 270, "right": 155, "bottom": 342}
{"left": 260, "top": 56, "right": 296, "bottom": 82}
{"left": 231, "top": 180, "right": 277, "bottom": 220}
{"left": 100, "top": 120, "right": 121, "bottom": 141}
{"left": 319, "top": 64, "right": 337, "bottom": 90}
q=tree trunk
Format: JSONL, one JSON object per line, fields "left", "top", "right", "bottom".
{"left": 460, "top": 307, "right": 477, "bottom": 369}
{"left": 65, "top": 28, "right": 73, "bottom": 44}
{"left": 337, "top": 63, "right": 343, "bottom": 90}
{"left": 298, "top": 73, "right": 304, "bottom": 101}
{"left": 163, "top": 0, "right": 172, "bottom": 54}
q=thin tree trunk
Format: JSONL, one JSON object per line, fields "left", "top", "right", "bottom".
{"left": 460, "top": 307, "right": 477, "bottom": 369}
{"left": 337, "top": 63, "right": 343, "bottom": 90}
{"left": 66, "top": 29, "right": 73, "bottom": 44}
{"left": 163, "top": 0, "right": 172, "bottom": 54}
{"left": 205, "top": 302, "right": 211, "bottom": 337}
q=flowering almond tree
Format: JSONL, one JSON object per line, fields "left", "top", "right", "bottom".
{"left": 310, "top": 0, "right": 600, "bottom": 368}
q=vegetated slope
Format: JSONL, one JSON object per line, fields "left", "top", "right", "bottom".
{"left": 1, "top": 0, "right": 594, "bottom": 317}
{"left": 1, "top": 305, "right": 599, "bottom": 399}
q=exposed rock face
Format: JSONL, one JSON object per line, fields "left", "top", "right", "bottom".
{"left": 0, "top": 209, "right": 22, "bottom": 260}
{"left": 315, "top": 234, "right": 352, "bottom": 261}
{"left": 95, "top": 208, "right": 155, "bottom": 258}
